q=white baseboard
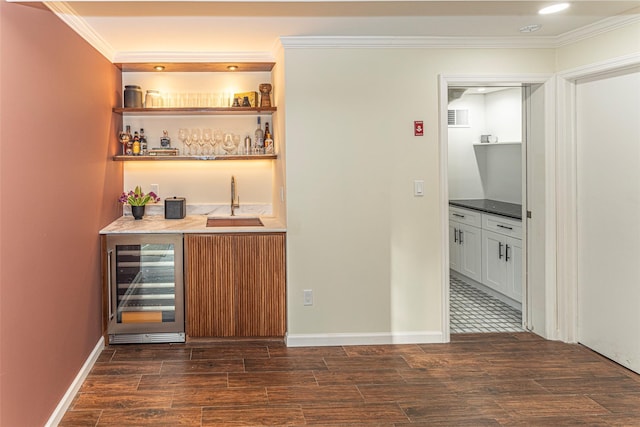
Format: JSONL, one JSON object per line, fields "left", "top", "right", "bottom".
{"left": 286, "top": 331, "right": 444, "bottom": 347}
{"left": 45, "top": 336, "right": 105, "bottom": 427}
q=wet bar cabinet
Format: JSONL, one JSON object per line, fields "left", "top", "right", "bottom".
{"left": 103, "top": 234, "right": 185, "bottom": 343}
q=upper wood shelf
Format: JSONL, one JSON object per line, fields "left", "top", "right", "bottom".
{"left": 113, "top": 107, "right": 277, "bottom": 115}
{"left": 113, "top": 154, "right": 277, "bottom": 161}
{"left": 115, "top": 62, "right": 275, "bottom": 73}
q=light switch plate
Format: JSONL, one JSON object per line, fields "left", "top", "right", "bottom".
{"left": 303, "top": 289, "right": 313, "bottom": 306}
{"left": 414, "top": 180, "right": 425, "bottom": 196}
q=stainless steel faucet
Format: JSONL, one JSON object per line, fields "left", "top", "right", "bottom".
{"left": 230, "top": 175, "right": 240, "bottom": 216}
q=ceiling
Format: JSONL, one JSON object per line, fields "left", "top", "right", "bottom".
{"left": 36, "top": 0, "right": 640, "bottom": 60}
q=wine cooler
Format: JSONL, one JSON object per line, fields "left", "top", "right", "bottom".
{"left": 106, "top": 234, "right": 185, "bottom": 344}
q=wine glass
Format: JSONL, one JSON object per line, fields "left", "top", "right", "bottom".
{"left": 222, "top": 133, "right": 236, "bottom": 155}
{"left": 202, "top": 128, "right": 212, "bottom": 155}
{"left": 213, "top": 129, "right": 223, "bottom": 155}
{"left": 191, "top": 128, "right": 202, "bottom": 155}
{"left": 197, "top": 128, "right": 208, "bottom": 155}
{"left": 118, "top": 130, "right": 130, "bottom": 155}
{"left": 178, "top": 128, "right": 188, "bottom": 156}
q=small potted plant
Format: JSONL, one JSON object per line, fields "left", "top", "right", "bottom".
{"left": 119, "top": 186, "right": 160, "bottom": 220}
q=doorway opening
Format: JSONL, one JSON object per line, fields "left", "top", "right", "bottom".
{"left": 447, "top": 85, "right": 525, "bottom": 334}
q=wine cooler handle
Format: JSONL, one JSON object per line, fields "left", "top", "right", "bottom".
{"left": 498, "top": 242, "right": 503, "bottom": 259}
{"left": 107, "top": 249, "right": 114, "bottom": 320}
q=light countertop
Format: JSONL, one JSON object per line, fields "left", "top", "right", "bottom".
{"left": 100, "top": 215, "right": 286, "bottom": 234}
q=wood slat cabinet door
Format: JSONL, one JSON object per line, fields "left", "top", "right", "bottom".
{"left": 185, "top": 233, "right": 286, "bottom": 337}
{"left": 185, "top": 234, "right": 235, "bottom": 337}
{"left": 236, "top": 233, "right": 286, "bottom": 337}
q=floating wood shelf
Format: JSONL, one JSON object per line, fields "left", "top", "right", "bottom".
{"left": 113, "top": 107, "right": 277, "bottom": 115}
{"left": 115, "top": 62, "right": 275, "bottom": 73}
{"left": 113, "top": 154, "right": 277, "bottom": 161}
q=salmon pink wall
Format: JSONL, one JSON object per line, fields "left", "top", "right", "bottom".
{"left": 0, "top": 2, "right": 122, "bottom": 425}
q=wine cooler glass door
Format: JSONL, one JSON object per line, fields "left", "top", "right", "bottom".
{"left": 108, "top": 234, "right": 184, "bottom": 337}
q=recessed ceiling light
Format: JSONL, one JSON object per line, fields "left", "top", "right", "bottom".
{"left": 227, "top": 65, "right": 239, "bottom": 71}
{"left": 520, "top": 24, "right": 542, "bottom": 33}
{"left": 153, "top": 65, "right": 165, "bottom": 71}
{"left": 539, "top": 3, "right": 570, "bottom": 15}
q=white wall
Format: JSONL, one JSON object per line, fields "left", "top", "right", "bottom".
{"left": 448, "top": 94, "right": 486, "bottom": 199}
{"left": 485, "top": 88, "right": 522, "bottom": 143}
{"left": 483, "top": 88, "right": 522, "bottom": 203}
{"left": 448, "top": 88, "right": 522, "bottom": 203}
{"left": 284, "top": 46, "right": 555, "bottom": 343}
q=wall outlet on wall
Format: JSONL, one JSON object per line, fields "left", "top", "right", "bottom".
{"left": 150, "top": 184, "right": 159, "bottom": 198}
{"left": 303, "top": 289, "right": 313, "bottom": 306}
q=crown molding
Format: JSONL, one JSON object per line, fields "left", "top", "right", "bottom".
{"left": 113, "top": 51, "right": 275, "bottom": 64}
{"left": 555, "top": 13, "right": 640, "bottom": 47}
{"left": 279, "top": 35, "right": 558, "bottom": 49}
{"left": 44, "top": 2, "right": 116, "bottom": 61}
{"left": 280, "top": 13, "right": 640, "bottom": 49}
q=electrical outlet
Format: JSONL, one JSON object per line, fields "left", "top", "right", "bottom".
{"left": 303, "top": 289, "right": 313, "bottom": 306}
{"left": 150, "top": 184, "right": 159, "bottom": 198}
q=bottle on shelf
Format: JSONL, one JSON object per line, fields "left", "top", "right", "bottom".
{"left": 140, "top": 128, "right": 148, "bottom": 155}
{"left": 160, "top": 130, "right": 171, "bottom": 148}
{"left": 264, "top": 122, "right": 274, "bottom": 154}
{"left": 243, "top": 135, "right": 252, "bottom": 155}
{"left": 254, "top": 117, "right": 264, "bottom": 154}
{"left": 132, "top": 131, "right": 141, "bottom": 155}
{"left": 125, "top": 125, "right": 133, "bottom": 155}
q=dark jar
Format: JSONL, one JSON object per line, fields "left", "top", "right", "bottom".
{"left": 124, "top": 85, "right": 143, "bottom": 108}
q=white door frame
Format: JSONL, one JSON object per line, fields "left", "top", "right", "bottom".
{"left": 556, "top": 52, "right": 640, "bottom": 344}
{"left": 438, "top": 74, "right": 557, "bottom": 343}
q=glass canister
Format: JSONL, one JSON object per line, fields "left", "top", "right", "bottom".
{"left": 145, "top": 90, "right": 162, "bottom": 108}
{"left": 124, "top": 85, "right": 143, "bottom": 108}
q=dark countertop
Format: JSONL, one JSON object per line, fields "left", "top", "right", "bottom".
{"left": 449, "top": 199, "right": 522, "bottom": 220}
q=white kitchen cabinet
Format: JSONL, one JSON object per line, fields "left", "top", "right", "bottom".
{"left": 481, "top": 228, "right": 522, "bottom": 303}
{"left": 449, "top": 207, "right": 482, "bottom": 283}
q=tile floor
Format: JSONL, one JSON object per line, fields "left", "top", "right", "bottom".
{"left": 450, "top": 276, "right": 524, "bottom": 334}
{"left": 60, "top": 333, "right": 640, "bottom": 426}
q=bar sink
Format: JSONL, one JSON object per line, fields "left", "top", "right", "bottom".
{"left": 206, "top": 217, "right": 264, "bottom": 227}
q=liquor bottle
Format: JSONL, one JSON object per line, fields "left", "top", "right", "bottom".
{"left": 132, "top": 131, "right": 140, "bottom": 155}
{"left": 139, "top": 128, "right": 148, "bottom": 155}
{"left": 160, "top": 130, "right": 171, "bottom": 148}
{"left": 125, "top": 125, "right": 133, "bottom": 155}
{"left": 254, "top": 117, "right": 264, "bottom": 154}
{"left": 264, "top": 122, "right": 274, "bottom": 154}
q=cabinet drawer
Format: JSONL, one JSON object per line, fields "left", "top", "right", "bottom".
{"left": 449, "top": 207, "right": 482, "bottom": 228}
{"left": 482, "top": 213, "right": 522, "bottom": 239}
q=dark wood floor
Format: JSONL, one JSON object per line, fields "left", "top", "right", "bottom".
{"left": 60, "top": 332, "right": 640, "bottom": 426}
